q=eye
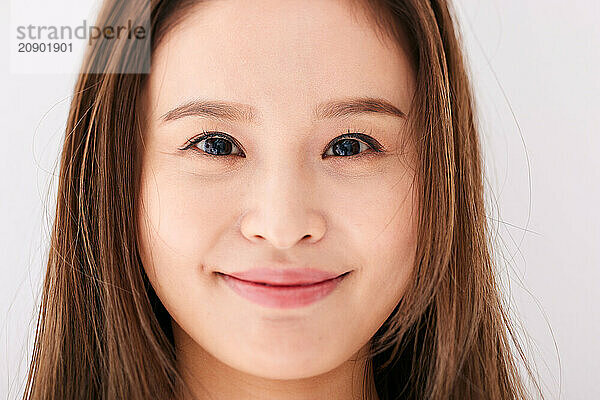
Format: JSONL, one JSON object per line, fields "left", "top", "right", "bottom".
{"left": 180, "top": 131, "right": 245, "bottom": 158}
{"left": 322, "top": 130, "right": 382, "bottom": 158}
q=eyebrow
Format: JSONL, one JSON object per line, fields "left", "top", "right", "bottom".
{"left": 160, "top": 96, "right": 407, "bottom": 124}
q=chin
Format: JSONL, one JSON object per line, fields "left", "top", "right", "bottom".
{"left": 225, "top": 343, "right": 346, "bottom": 380}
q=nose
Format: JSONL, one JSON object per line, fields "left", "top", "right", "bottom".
{"left": 239, "top": 160, "right": 327, "bottom": 249}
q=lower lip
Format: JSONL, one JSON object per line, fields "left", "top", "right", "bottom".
{"left": 219, "top": 272, "right": 350, "bottom": 309}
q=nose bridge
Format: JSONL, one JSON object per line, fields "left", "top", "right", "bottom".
{"left": 240, "top": 152, "right": 326, "bottom": 249}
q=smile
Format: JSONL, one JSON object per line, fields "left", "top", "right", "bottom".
{"left": 218, "top": 272, "right": 351, "bottom": 309}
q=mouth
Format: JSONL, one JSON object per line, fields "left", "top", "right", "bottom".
{"left": 216, "top": 271, "right": 351, "bottom": 287}
{"left": 216, "top": 271, "right": 352, "bottom": 308}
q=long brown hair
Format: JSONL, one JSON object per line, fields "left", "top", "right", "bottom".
{"left": 23, "top": 0, "right": 544, "bottom": 398}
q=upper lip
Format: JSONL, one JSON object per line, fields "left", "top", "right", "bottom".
{"left": 222, "top": 267, "right": 346, "bottom": 285}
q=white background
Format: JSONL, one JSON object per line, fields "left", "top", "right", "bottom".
{"left": 1, "top": 0, "right": 598, "bottom": 398}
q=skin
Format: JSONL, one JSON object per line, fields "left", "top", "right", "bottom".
{"left": 137, "top": 0, "right": 418, "bottom": 399}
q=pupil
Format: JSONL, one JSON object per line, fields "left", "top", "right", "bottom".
{"left": 204, "top": 138, "right": 232, "bottom": 155}
{"left": 333, "top": 139, "right": 360, "bottom": 156}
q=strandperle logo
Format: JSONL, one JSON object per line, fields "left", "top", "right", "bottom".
{"left": 10, "top": 0, "right": 151, "bottom": 74}
{"left": 16, "top": 19, "right": 147, "bottom": 45}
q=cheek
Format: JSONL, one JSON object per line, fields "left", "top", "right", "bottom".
{"left": 137, "top": 166, "right": 233, "bottom": 259}
{"left": 135, "top": 162, "right": 235, "bottom": 300}
{"left": 337, "top": 164, "right": 418, "bottom": 317}
{"left": 136, "top": 164, "right": 240, "bottom": 334}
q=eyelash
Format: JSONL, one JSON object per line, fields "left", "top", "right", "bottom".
{"left": 179, "top": 128, "right": 384, "bottom": 160}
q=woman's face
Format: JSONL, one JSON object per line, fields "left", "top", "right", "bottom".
{"left": 138, "top": 0, "right": 417, "bottom": 383}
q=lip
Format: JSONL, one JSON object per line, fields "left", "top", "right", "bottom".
{"left": 218, "top": 269, "right": 351, "bottom": 309}
{"left": 224, "top": 267, "right": 344, "bottom": 285}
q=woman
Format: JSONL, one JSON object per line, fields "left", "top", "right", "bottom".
{"left": 23, "top": 0, "right": 544, "bottom": 399}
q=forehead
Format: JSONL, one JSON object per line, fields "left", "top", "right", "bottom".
{"left": 148, "top": 0, "right": 415, "bottom": 123}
